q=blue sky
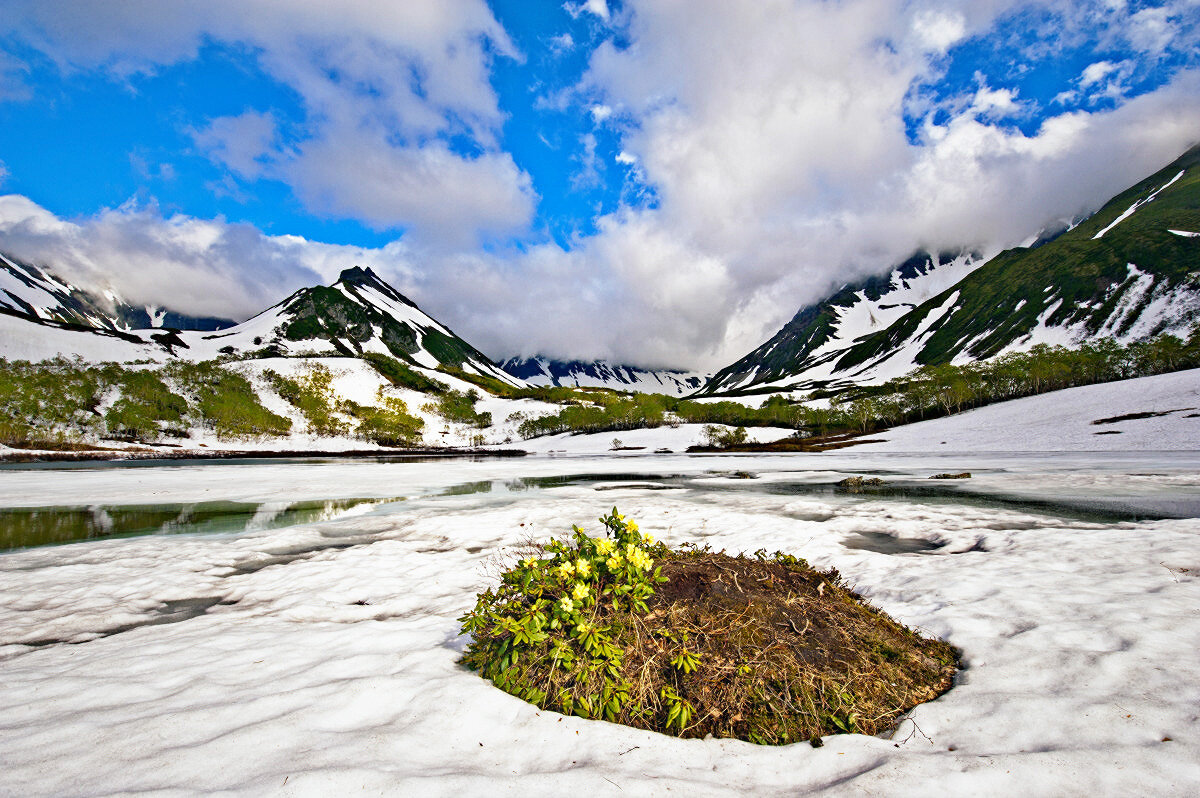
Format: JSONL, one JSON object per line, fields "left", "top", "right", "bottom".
{"left": 0, "top": 1, "right": 1197, "bottom": 368}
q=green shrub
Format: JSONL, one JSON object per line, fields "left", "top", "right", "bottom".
{"left": 263, "top": 363, "right": 349, "bottom": 437}
{"left": 0, "top": 356, "right": 107, "bottom": 446}
{"left": 426, "top": 388, "right": 492, "bottom": 428}
{"left": 165, "top": 361, "right": 292, "bottom": 439}
{"left": 364, "top": 352, "right": 449, "bottom": 394}
{"left": 701, "top": 424, "right": 748, "bottom": 448}
{"left": 104, "top": 369, "right": 188, "bottom": 441}
{"left": 347, "top": 389, "right": 424, "bottom": 446}
{"left": 460, "top": 509, "right": 958, "bottom": 743}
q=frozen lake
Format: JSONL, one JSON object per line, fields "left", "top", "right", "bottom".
{"left": 2, "top": 451, "right": 1199, "bottom": 795}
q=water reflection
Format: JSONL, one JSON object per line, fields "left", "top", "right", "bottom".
{"left": 0, "top": 497, "right": 402, "bottom": 552}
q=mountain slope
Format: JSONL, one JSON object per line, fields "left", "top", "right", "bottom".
{"left": 500, "top": 356, "right": 709, "bottom": 396}
{"left": 0, "top": 261, "right": 525, "bottom": 389}
{"left": 705, "top": 144, "right": 1200, "bottom": 395}
{"left": 703, "top": 250, "right": 985, "bottom": 393}
{"left": 187, "top": 267, "right": 522, "bottom": 385}
{"left": 1, "top": 251, "right": 233, "bottom": 332}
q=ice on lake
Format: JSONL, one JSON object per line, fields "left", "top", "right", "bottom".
{"left": 1, "top": 451, "right": 1199, "bottom": 795}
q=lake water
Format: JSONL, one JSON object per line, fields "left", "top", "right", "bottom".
{"left": 3, "top": 450, "right": 1197, "bottom": 553}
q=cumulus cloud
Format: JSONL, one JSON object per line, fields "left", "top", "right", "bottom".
{"left": 0, "top": 194, "right": 416, "bottom": 319}
{"left": 2, "top": 0, "right": 535, "bottom": 246}
{"left": 477, "top": 0, "right": 1200, "bottom": 368}
{"left": 1, "top": 0, "right": 1198, "bottom": 371}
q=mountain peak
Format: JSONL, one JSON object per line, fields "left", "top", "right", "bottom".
{"left": 334, "top": 266, "right": 418, "bottom": 309}
{"left": 337, "top": 266, "right": 378, "bottom": 285}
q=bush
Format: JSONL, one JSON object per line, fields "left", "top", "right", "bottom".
{"left": 459, "top": 509, "right": 957, "bottom": 743}
{"left": 165, "top": 361, "right": 292, "bottom": 439}
{"left": 104, "top": 369, "right": 188, "bottom": 441}
{"left": 263, "top": 363, "right": 349, "bottom": 437}
{"left": 701, "top": 424, "right": 748, "bottom": 448}
{"left": 364, "top": 352, "right": 449, "bottom": 394}
{"left": 426, "top": 388, "right": 492, "bottom": 428}
{"left": 347, "top": 389, "right": 424, "bottom": 446}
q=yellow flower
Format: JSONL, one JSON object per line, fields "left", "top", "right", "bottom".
{"left": 572, "top": 583, "right": 589, "bottom": 601}
{"left": 559, "top": 597, "right": 575, "bottom": 613}
{"left": 521, "top": 556, "right": 537, "bottom": 568}
{"left": 606, "top": 554, "right": 623, "bottom": 571}
{"left": 555, "top": 563, "right": 574, "bottom": 580}
{"left": 627, "top": 520, "right": 639, "bottom": 533}
{"left": 594, "top": 537, "right": 615, "bottom": 555}
{"left": 574, "top": 559, "right": 592, "bottom": 578}
{"left": 629, "top": 549, "right": 652, "bottom": 571}
{"left": 641, "top": 532, "right": 655, "bottom": 545}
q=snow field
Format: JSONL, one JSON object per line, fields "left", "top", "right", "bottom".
{"left": 1, "top": 453, "right": 1199, "bottom": 795}
{"left": 855, "top": 367, "right": 1200, "bottom": 452}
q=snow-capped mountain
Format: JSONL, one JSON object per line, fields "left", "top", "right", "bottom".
{"left": 1, "top": 251, "right": 233, "bottom": 332}
{"left": 187, "top": 266, "right": 522, "bottom": 385}
{"left": 0, "top": 262, "right": 525, "bottom": 387}
{"left": 703, "top": 143, "right": 1200, "bottom": 395}
{"left": 500, "top": 356, "right": 710, "bottom": 396}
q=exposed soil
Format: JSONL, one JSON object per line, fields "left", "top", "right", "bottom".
{"left": 628, "top": 550, "right": 958, "bottom": 743}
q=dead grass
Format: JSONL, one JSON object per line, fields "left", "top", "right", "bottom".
{"left": 470, "top": 545, "right": 958, "bottom": 745}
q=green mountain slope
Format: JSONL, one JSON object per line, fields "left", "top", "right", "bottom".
{"left": 704, "top": 143, "right": 1200, "bottom": 395}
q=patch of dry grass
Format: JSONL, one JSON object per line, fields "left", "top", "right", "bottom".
{"left": 460, "top": 517, "right": 957, "bottom": 745}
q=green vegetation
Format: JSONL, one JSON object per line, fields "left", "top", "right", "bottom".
{"left": 460, "top": 509, "right": 957, "bottom": 743}
{"left": 0, "top": 356, "right": 107, "bottom": 448}
{"left": 425, "top": 389, "right": 492, "bottom": 428}
{"left": 346, "top": 389, "right": 424, "bottom": 447}
{"left": 263, "top": 363, "right": 349, "bottom": 436}
{"left": 103, "top": 369, "right": 188, "bottom": 441}
{"left": 364, "top": 352, "right": 449, "bottom": 394}
{"left": 516, "top": 329, "right": 1200, "bottom": 441}
{"left": 163, "top": 361, "right": 292, "bottom": 438}
{"left": 264, "top": 359, "right": 425, "bottom": 445}
{"left": 0, "top": 357, "right": 295, "bottom": 447}
{"left": 701, "top": 424, "right": 748, "bottom": 448}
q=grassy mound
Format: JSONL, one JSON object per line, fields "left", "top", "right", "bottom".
{"left": 459, "top": 510, "right": 957, "bottom": 745}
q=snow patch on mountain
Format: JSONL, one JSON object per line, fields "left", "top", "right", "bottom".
{"left": 501, "top": 356, "right": 709, "bottom": 396}
{"left": 1092, "top": 169, "right": 1184, "bottom": 239}
{"left": 705, "top": 251, "right": 986, "bottom": 394}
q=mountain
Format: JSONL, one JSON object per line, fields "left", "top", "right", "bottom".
{"left": 1, "top": 251, "right": 233, "bottom": 333}
{"left": 500, "top": 356, "right": 710, "bottom": 396}
{"left": 0, "top": 262, "right": 525, "bottom": 387}
{"left": 703, "top": 144, "right": 1200, "bottom": 395}
{"left": 188, "top": 266, "right": 522, "bottom": 384}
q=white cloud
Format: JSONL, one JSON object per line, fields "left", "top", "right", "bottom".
{"left": 0, "top": 161, "right": 8, "bottom": 188}
{"left": 912, "top": 9, "right": 967, "bottom": 54}
{"left": 1080, "top": 60, "right": 1119, "bottom": 88}
{"left": 473, "top": 0, "right": 1200, "bottom": 368}
{"left": 549, "top": 33, "right": 576, "bottom": 53}
{"left": 2, "top": 0, "right": 1199, "bottom": 371}
{"left": 0, "top": 194, "right": 417, "bottom": 319}
{"left": 971, "top": 85, "right": 1021, "bottom": 117}
{"left": 190, "top": 110, "right": 280, "bottom": 180}
{"left": 565, "top": 1, "right": 611, "bottom": 22}
{"left": 590, "top": 104, "right": 613, "bottom": 122}
{"left": 2, "top": 0, "right": 534, "bottom": 247}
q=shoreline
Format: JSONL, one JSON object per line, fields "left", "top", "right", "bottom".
{"left": 0, "top": 446, "right": 529, "bottom": 464}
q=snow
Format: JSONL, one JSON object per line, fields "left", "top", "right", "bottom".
{"left": 1092, "top": 170, "right": 1184, "bottom": 240}
{"left": 0, "top": 312, "right": 161, "bottom": 362}
{"left": 1168, "top": 229, "right": 1200, "bottom": 238}
{"left": 514, "top": 424, "right": 794, "bottom": 454}
{"left": 1, "top": 442, "right": 1199, "bottom": 795}
{"left": 855, "top": 368, "right": 1200, "bottom": 452}
{"left": 503, "top": 357, "right": 710, "bottom": 397}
